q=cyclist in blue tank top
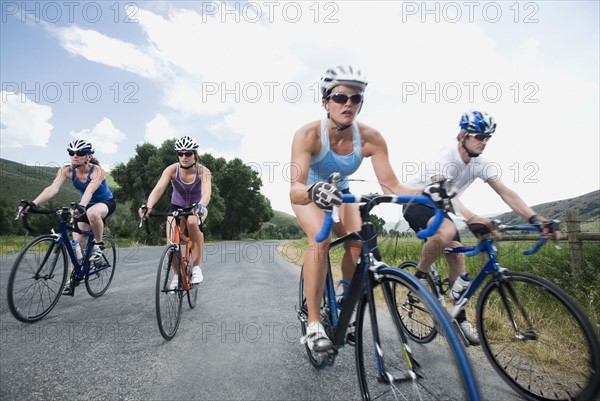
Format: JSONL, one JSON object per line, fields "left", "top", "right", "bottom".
{"left": 139, "top": 136, "right": 212, "bottom": 285}
{"left": 25, "top": 140, "right": 117, "bottom": 276}
{"left": 290, "top": 65, "right": 429, "bottom": 352}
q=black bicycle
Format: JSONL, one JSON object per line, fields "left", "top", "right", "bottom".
{"left": 8, "top": 201, "right": 117, "bottom": 322}
{"left": 395, "top": 223, "right": 600, "bottom": 401}
{"left": 297, "top": 191, "right": 481, "bottom": 400}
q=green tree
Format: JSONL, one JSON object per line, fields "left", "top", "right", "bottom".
{"left": 370, "top": 214, "right": 387, "bottom": 236}
{"left": 216, "top": 158, "right": 274, "bottom": 240}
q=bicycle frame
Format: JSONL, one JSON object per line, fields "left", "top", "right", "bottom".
{"left": 439, "top": 226, "right": 547, "bottom": 319}
{"left": 169, "top": 219, "right": 193, "bottom": 292}
{"left": 320, "top": 194, "right": 444, "bottom": 348}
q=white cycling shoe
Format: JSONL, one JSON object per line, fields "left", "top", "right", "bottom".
{"left": 459, "top": 320, "right": 480, "bottom": 346}
{"left": 302, "top": 321, "right": 333, "bottom": 352}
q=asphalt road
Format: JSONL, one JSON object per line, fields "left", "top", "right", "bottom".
{"left": 0, "top": 241, "right": 523, "bottom": 400}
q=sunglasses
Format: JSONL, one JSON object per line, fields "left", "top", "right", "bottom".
{"left": 466, "top": 133, "right": 492, "bottom": 142}
{"left": 177, "top": 151, "right": 194, "bottom": 157}
{"left": 68, "top": 150, "right": 89, "bottom": 157}
{"left": 327, "top": 92, "right": 364, "bottom": 105}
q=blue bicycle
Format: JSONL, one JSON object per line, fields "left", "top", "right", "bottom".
{"left": 296, "top": 190, "right": 481, "bottom": 400}
{"left": 7, "top": 200, "right": 117, "bottom": 323}
{"left": 395, "top": 223, "right": 600, "bottom": 401}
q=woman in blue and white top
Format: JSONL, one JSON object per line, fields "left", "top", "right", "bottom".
{"left": 27, "top": 139, "right": 116, "bottom": 265}
{"left": 289, "top": 65, "right": 420, "bottom": 352}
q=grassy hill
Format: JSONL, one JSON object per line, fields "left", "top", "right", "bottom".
{"left": 493, "top": 190, "right": 600, "bottom": 229}
{"left": 0, "top": 158, "right": 80, "bottom": 206}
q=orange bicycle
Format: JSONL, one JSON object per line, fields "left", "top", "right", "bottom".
{"left": 140, "top": 206, "right": 201, "bottom": 340}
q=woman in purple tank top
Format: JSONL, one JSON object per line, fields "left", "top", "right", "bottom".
{"left": 140, "top": 136, "right": 212, "bottom": 285}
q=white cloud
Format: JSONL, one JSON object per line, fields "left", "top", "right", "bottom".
{"left": 69, "top": 118, "right": 126, "bottom": 154}
{"left": 0, "top": 92, "right": 53, "bottom": 149}
{"left": 48, "top": 24, "right": 165, "bottom": 79}
{"left": 144, "top": 113, "right": 175, "bottom": 146}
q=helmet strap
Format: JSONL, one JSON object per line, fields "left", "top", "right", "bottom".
{"left": 179, "top": 163, "right": 195, "bottom": 170}
{"left": 328, "top": 113, "right": 351, "bottom": 132}
{"left": 461, "top": 140, "right": 480, "bottom": 158}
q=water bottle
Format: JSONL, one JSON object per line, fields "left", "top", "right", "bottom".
{"left": 71, "top": 240, "right": 83, "bottom": 262}
{"left": 451, "top": 272, "right": 471, "bottom": 300}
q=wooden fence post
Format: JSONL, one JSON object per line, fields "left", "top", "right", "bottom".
{"left": 565, "top": 209, "right": 584, "bottom": 278}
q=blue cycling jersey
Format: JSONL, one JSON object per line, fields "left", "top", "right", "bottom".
{"left": 307, "top": 119, "right": 363, "bottom": 190}
{"left": 71, "top": 164, "right": 113, "bottom": 205}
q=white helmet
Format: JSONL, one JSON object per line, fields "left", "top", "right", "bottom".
{"left": 67, "top": 139, "right": 94, "bottom": 153}
{"left": 174, "top": 135, "right": 199, "bottom": 151}
{"left": 319, "top": 65, "right": 368, "bottom": 98}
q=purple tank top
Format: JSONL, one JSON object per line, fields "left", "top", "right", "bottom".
{"left": 171, "top": 164, "right": 202, "bottom": 208}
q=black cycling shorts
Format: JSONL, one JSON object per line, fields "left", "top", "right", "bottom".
{"left": 403, "top": 204, "right": 461, "bottom": 243}
{"left": 75, "top": 198, "right": 116, "bottom": 225}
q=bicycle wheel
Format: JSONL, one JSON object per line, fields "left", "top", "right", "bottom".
{"left": 85, "top": 235, "right": 117, "bottom": 297}
{"left": 155, "top": 244, "right": 183, "bottom": 340}
{"left": 356, "top": 267, "right": 480, "bottom": 401}
{"left": 7, "top": 235, "right": 68, "bottom": 323}
{"left": 394, "top": 260, "right": 438, "bottom": 344}
{"left": 186, "top": 252, "right": 198, "bottom": 309}
{"left": 477, "top": 271, "right": 600, "bottom": 401}
{"left": 298, "top": 265, "right": 334, "bottom": 369}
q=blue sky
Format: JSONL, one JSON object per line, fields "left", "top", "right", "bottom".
{"left": 1, "top": 1, "right": 599, "bottom": 219}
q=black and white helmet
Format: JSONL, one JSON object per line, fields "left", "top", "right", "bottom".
{"left": 320, "top": 65, "right": 368, "bottom": 99}
{"left": 67, "top": 139, "right": 94, "bottom": 153}
{"left": 174, "top": 135, "right": 199, "bottom": 151}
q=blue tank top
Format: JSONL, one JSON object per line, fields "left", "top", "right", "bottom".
{"left": 171, "top": 164, "right": 202, "bottom": 208}
{"left": 71, "top": 165, "right": 113, "bottom": 204}
{"left": 307, "top": 119, "right": 363, "bottom": 190}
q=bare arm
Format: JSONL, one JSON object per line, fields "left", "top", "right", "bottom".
{"left": 289, "top": 123, "right": 320, "bottom": 205}
{"left": 198, "top": 166, "right": 212, "bottom": 207}
{"left": 32, "top": 166, "right": 69, "bottom": 206}
{"left": 146, "top": 164, "right": 176, "bottom": 210}
{"left": 487, "top": 177, "right": 536, "bottom": 220}
{"left": 362, "top": 126, "right": 415, "bottom": 196}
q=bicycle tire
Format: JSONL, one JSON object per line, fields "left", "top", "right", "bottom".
{"left": 7, "top": 235, "right": 68, "bottom": 323}
{"left": 298, "top": 265, "right": 334, "bottom": 369}
{"left": 477, "top": 271, "right": 600, "bottom": 401}
{"left": 186, "top": 252, "right": 198, "bottom": 309}
{"left": 85, "top": 235, "right": 117, "bottom": 297}
{"left": 355, "top": 267, "right": 480, "bottom": 401}
{"left": 395, "top": 260, "right": 439, "bottom": 344}
{"left": 155, "top": 244, "right": 183, "bottom": 340}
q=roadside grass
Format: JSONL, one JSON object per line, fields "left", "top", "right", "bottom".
{"left": 279, "top": 235, "right": 600, "bottom": 337}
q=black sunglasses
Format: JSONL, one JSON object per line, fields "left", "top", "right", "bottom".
{"left": 177, "top": 151, "right": 194, "bottom": 157}
{"left": 466, "top": 133, "right": 492, "bottom": 142}
{"left": 68, "top": 150, "right": 89, "bottom": 157}
{"left": 327, "top": 92, "right": 364, "bottom": 105}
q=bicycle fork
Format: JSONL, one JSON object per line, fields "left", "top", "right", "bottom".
{"left": 494, "top": 276, "right": 539, "bottom": 341}
{"left": 371, "top": 259, "right": 421, "bottom": 384}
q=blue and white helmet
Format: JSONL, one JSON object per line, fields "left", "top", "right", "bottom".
{"left": 459, "top": 110, "right": 496, "bottom": 134}
{"left": 67, "top": 139, "right": 94, "bottom": 153}
{"left": 320, "top": 65, "right": 368, "bottom": 99}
